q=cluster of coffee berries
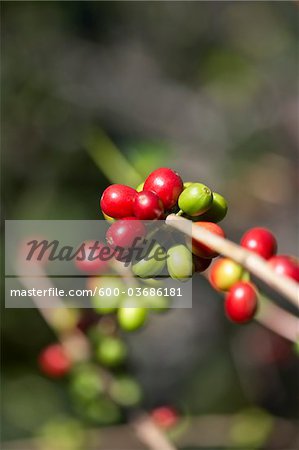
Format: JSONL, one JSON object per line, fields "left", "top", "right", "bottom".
{"left": 101, "top": 168, "right": 227, "bottom": 222}
{"left": 73, "top": 166, "right": 299, "bottom": 330}
{"left": 36, "top": 167, "right": 299, "bottom": 433}
{"left": 209, "top": 227, "right": 299, "bottom": 323}
{"left": 100, "top": 167, "right": 227, "bottom": 279}
{"left": 38, "top": 338, "right": 182, "bottom": 428}
{"left": 38, "top": 323, "right": 143, "bottom": 425}
{"left": 81, "top": 167, "right": 229, "bottom": 329}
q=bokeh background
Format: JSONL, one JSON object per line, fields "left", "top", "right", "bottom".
{"left": 1, "top": 2, "right": 299, "bottom": 449}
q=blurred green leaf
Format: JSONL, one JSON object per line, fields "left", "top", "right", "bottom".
{"left": 86, "top": 130, "right": 143, "bottom": 187}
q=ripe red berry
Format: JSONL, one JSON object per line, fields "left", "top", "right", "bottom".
{"left": 192, "top": 222, "right": 225, "bottom": 258}
{"left": 75, "top": 240, "right": 109, "bottom": 273}
{"left": 143, "top": 168, "right": 183, "bottom": 210}
{"left": 100, "top": 184, "right": 137, "bottom": 219}
{"left": 193, "top": 255, "right": 212, "bottom": 273}
{"left": 110, "top": 217, "right": 140, "bottom": 262}
{"left": 151, "top": 406, "right": 179, "bottom": 429}
{"left": 240, "top": 227, "right": 277, "bottom": 260}
{"left": 134, "top": 190, "right": 164, "bottom": 220}
{"left": 38, "top": 344, "right": 71, "bottom": 378}
{"left": 106, "top": 219, "right": 146, "bottom": 249}
{"left": 268, "top": 255, "right": 299, "bottom": 283}
{"left": 225, "top": 282, "right": 258, "bottom": 324}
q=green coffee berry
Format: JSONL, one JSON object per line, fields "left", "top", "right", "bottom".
{"left": 195, "top": 192, "right": 228, "bottom": 223}
{"left": 118, "top": 299, "right": 148, "bottom": 331}
{"left": 84, "top": 397, "right": 121, "bottom": 425}
{"left": 51, "top": 308, "right": 79, "bottom": 333}
{"left": 132, "top": 243, "right": 166, "bottom": 278}
{"left": 91, "top": 277, "right": 125, "bottom": 314}
{"left": 109, "top": 376, "right": 142, "bottom": 407}
{"left": 70, "top": 365, "right": 104, "bottom": 402}
{"left": 167, "top": 244, "right": 194, "bottom": 281}
{"left": 96, "top": 336, "right": 127, "bottom": 368}
{"left": 178, "top": 183, "right": 213, "bottom": 216}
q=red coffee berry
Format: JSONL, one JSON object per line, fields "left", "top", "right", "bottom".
{"left": 143, "top": 168, "right": 183, "bottom": 210}
{"left": 151, "top": 406, "right": 179, "bottom": 429}
{"left": 240, "top": 227, "right": 277, "bottom": 260}
{"left": 193, "top": 255, "right": 212, "bottom": 273}
{"left": 134, "top": 190, "right": 164, "bottom": 220}
{"left": 75, "top": 240, "right": 109, "bottom": 273}
{"left": 106, "top": 219, "right": 146, "bottom": 249}
{"left": 225, "top": 282, "right": 258, "bottom": 324}
{"left": 100, "top": 184, "right": 137, "bottom": 219}
{"left": 38, "top": 344, "right": 71, "bottom": 378}
{"left": 112, "top": 217, "right": 140, "bottom": 261}
{"left": 268, "top": 255, "right": 299, "bottom": 282}
{"left": 108, "top": 217, "right": 139, "bottom": 262}
{"left": 192, "top": 222, "right": 225, "bottom": 258}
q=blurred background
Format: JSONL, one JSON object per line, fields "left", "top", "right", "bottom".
{"left": 1, "top": 1, "right": 299, "bottom": 449}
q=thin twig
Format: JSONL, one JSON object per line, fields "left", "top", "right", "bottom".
{"left": 166, "top": 214, "right": 299, "bottom": 308}
{"left": 257, "top": 294, "right": 299, "bottom": 343}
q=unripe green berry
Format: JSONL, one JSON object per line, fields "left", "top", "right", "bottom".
{"left": 167, "top": 244, "right": 194, "bottom": 281}
{"left": 51, "top": 308, "right": 79, "bottom": 333}
{"left": 96, "top": 336, "right": 127, "bottom": 368}
{"left": 178, "top": 183, "right": 213, "bottom": 216}
{"left": 91, "top": 277, "right": 125, "bottom": 314}
{"left": 132, "top": 243, "right": 166, "bottom": 278}
{"left": 195, "top": 192, "right": 228, "bottom": 223}
{"left": 70, "top": 365, "right": 104, "bottom": 402}
{"left": 118, "top": 300, "right": 148, "bottom": 331}
{"left": 109, "top": 376, "right": 142, "bottom": 407}
{"left": 84, "top": 397, "right": 121, "bottom": 424}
